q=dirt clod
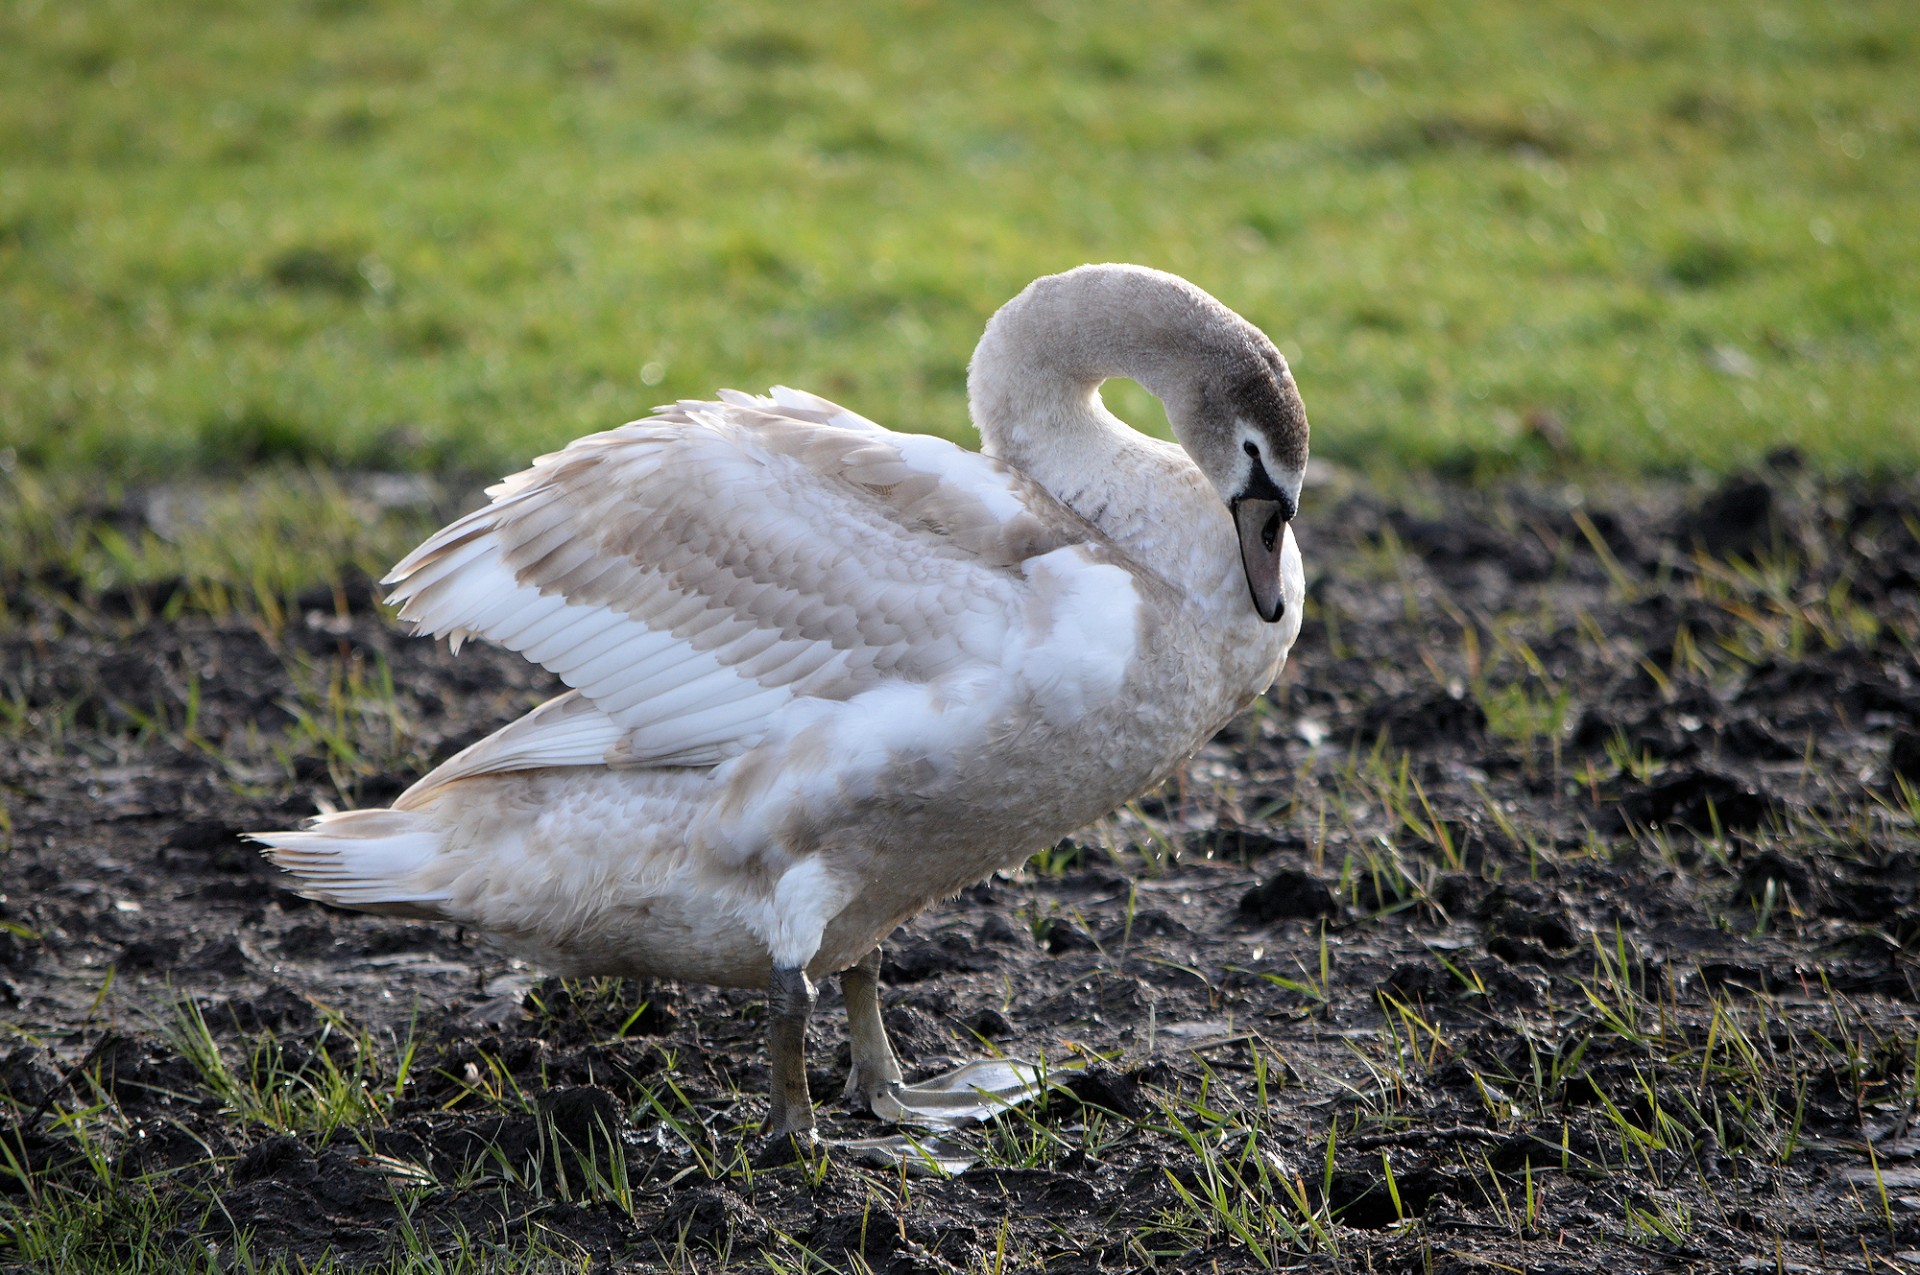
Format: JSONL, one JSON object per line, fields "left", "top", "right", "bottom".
{"left": 1239, "top": 868, "right": 1339, "bottom": 921}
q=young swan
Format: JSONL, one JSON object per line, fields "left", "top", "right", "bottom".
{"left": 254, "top": 264, "right": 1309, "bottom": 1143}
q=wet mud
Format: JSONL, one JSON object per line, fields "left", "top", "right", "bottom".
{"left": 2, "top": 463, "right": 1917, "bottom": 1271}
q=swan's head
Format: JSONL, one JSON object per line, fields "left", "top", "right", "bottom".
{"left": 1158, "top": 304, "right": 1309, "bottom": 626}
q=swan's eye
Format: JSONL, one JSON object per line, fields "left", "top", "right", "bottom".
{"left": 1243, "top": 440, "right": 1260, "bottom": 459}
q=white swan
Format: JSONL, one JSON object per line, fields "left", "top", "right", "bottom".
{"left": 253, "top": 263, "right": 1309, "bottom": 1141}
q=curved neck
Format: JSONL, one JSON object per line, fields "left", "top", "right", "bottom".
{"left": 966, "top": 267, "right": 1215, "bottom": 485}
{"left": 967, "top": 266, "right": 1205, "bottom": 458}
{"left": 964, "top": 267, "right": 1246, "bottom": 593}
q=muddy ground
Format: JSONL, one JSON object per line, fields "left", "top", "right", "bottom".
{"left": 3, "top": 461, "right": 1918, "bottom": 1272}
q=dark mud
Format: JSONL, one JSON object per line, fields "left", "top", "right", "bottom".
{"left": 3, "top": 463, "right": 1918, "bottom": 1271}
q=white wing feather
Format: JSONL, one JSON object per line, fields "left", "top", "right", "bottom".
{"left": 383, "top": 394, "right": 1086, "bottom": 790}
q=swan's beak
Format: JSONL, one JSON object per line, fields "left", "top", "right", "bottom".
{"left": 1233, "top": 495, "right": 1293, "bottom": 623}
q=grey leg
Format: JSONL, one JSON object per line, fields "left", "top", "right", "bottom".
{"left": 764, "top": 965, "right": 818, "bottom": 1142}
{"left": 840, "top": 949, "right": 905, "bottom": 1117}
{"left": 840, "top": 947, "right": 1045, "bottom": 1130}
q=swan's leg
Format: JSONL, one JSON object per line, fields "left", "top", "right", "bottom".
{"left": 764, "top": 965, "right": 818, "bottom": 1142}
{"left": 838, "top": 948, "right": 1051, "bottom": 1128}
{"left": 841, "top": 949, "right": 906, "bottom": 1117}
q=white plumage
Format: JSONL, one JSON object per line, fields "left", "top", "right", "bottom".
{"left": 253, "top": 264, "right": 1311, "bottom": 1141}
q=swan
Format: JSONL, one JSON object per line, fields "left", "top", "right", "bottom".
{"left": 252, "top": 263, "right": 1309, "bottom": 1142}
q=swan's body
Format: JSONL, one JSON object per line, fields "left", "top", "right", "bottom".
{"left": 254, "top": 264, "right": 1309, "bottom": 1140}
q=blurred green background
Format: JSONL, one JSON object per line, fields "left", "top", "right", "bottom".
{"left": 2, "top": 0, "right": 1915, "bottom": 480}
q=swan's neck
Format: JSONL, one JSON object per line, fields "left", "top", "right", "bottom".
{"left": 967, "top": 267, "right": 1203, "bottom": 471}
{"left": 974, "top": 380, "right": 1183, "bottom": 526}
{"left": 965, "top": 268, "right": 1231, "bottom": 585}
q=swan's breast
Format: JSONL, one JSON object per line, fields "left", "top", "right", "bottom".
{"left": 1016, "top": 544, "right": 1142, "bottom": 726}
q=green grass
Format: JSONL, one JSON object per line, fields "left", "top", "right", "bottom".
{"left": 2, "top": 0, "right": 1915, "bottom": 480}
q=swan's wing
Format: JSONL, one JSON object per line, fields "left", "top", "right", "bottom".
{"left": 392, "top": 691, "right": 624, "bottom": 807}
{"left": 748, "top": 385, "right": 890, "bottom": 434}
{"left": 383, "top": 393, "right": 1089, "bottom": 782}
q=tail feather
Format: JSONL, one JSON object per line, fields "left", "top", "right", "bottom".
{"left": 250, "top": 808, "right": 450, "bottom": 917}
